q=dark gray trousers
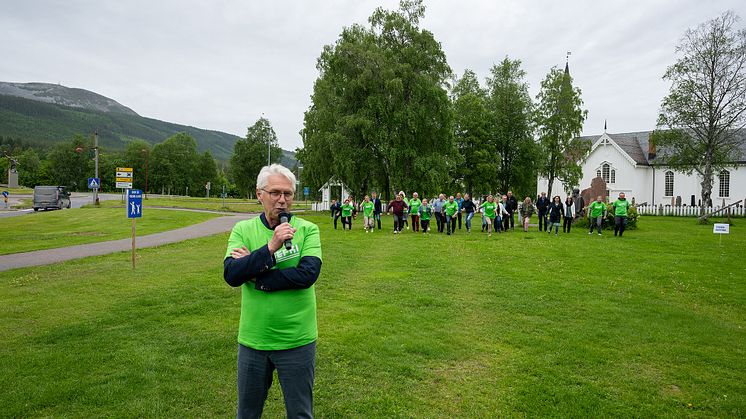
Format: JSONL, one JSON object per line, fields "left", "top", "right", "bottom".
{"left": 237, "top": 341, "right": 316, "bottom": 419}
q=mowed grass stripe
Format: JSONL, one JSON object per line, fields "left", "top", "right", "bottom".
{"left": 0, "top": 215, "right": 744, "bottom": 417}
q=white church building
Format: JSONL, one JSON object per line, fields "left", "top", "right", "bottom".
{"left": 537, "top": 130, "right": 746, "bottom": 207}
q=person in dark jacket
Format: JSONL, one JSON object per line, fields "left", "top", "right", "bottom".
{"left": 536, "top": 192, "right": 550, "bottom": 232}
{"left": 503, "top": 192, "right": 518, "bottom": 231}
{"left": 387, "top": 194, "right": 409, "bottom": 234}
{"left": 330, "top": 199, "right": 342, "bottom": 229}
{"left": 461, "top": 193, "right": 477, "bottom": 233}
{"left": 563, "top": 196, "right": 575, "bottom": 233}
{"left": 372, "top": 191, "right": 382, "bottom": 230}
{"left": 547, "top": 195, "right": 564, "bottom": 236}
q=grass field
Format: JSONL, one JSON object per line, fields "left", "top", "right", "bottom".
{"left": 0, "top": 214, "right": 744, "bottom": 417}
{"left": 90, "top": 196, "right": 312, "bottom": 213}
{"left": 0, "top": 207, "right": 220, "bottom": 255}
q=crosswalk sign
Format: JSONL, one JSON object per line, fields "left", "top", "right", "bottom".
{"left": 88, "top": 177, "right": 100, "bottom": 189}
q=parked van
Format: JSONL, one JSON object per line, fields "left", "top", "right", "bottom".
{"left": 33, "top": 186, "right": 71, "bottom": 211}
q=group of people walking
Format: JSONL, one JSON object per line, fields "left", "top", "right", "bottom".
{"left": 330, "top": 190, "right": 632, "bottom": 237}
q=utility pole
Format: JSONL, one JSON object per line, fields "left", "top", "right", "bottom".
{"left": 94, "top": 131, "right": 100, "bottom": 205}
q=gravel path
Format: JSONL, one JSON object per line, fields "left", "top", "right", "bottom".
{"left": 0, "top": 213, "right": 253, "bottom": 271}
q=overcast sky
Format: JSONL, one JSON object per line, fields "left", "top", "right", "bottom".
{"left": 2, "top": 0, "right": 745, "bottom": 151}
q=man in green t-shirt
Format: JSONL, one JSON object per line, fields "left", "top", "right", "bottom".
{"left": 612, "top": 192, "right": 631, "bottom": 237}
{"left": 479, "top": 195, "right": 498, "bottom": 236}
{"left": 418, "top": 198, "right": 433, "bottom": 233}
{"left": 588, "top": 195, "right": 607, "bottom": 235}
{"left": 408, "top": 192, "right": 422, "bottom": 232}
{"left": 223, "top": 164, "right": 322, "bottom": 418}
{"left": 444, "top": 195, "right": 459, "bottom": 235}
{"left": 340, "top": 198, "right": 354, "bottom": 230}
{"left": 361, "top": 195, "right": 375, "bottom": 233}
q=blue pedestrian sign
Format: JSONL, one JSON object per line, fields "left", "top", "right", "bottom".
{"left": 2, "top": 191, "right": 8, "bottom": 198}
{"left": 88, "top": 177, "right": 101, "bottom": 189}
{"left": 127, "top": 189, "right": 143, "bottom": 218}
{"left": 303, "top": 187, "right": 310, "bottom": 196}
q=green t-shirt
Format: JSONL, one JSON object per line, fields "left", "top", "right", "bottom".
{"left": 409, "top": 198, "right": 422, "bottom": 214}
{"left": 444, "top": 201, "right": 459, "bottom": 216}
{"left": 589, "top": 201, "right": 606, "bottom": 218}
{"left": 419, "top": 204, "right": 432, "bottom": 221}
{"left": 362, "top": 201, "right": 374, "bottom": 217}
{"left": 225, "top": 215, "right": 322, "bottom": 351}
{"left": 482, "top": 201, "right": 497, "bottom": 218}
{"left": 341, "top": 203, "right": 353, "bottom": 217}
{"left": 613, "top": 199, "right": 630, "bottom": 216}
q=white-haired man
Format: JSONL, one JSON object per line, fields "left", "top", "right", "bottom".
{"left": 223, "top": 164, "right": 322, "bottom": 418}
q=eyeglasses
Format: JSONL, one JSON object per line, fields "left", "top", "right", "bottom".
{"left": 261, "top": 189, "right": 294, "bottom": 200}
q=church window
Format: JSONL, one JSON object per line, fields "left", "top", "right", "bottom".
{"left": 665, "top": 171, "right": 674, "bottom": 197}
{"left": 719, "top": 170, "right": 730, "bottom": 197}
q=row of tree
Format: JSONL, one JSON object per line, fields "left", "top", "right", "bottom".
{"left": 297, "top": 0, "right": 587, "bottom": 201}
{"left": 1, "top": 134, "right": 222, "bottom": 197}
{"left": 0, "top": 115, "right": 287, "bottom": 199}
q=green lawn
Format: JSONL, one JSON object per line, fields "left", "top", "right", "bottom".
{"left": 0, "top": 207, "right": 221, "bottom": 255}
{"left": 90, "top": 196, "right": 312, "bottom": 213}
{"left": 0, "top": 215, "right": 743, "bottom": 417}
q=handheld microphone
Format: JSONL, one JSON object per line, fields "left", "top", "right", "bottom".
{"left": 279, "top": 212, "right": 292, "bottom": 250}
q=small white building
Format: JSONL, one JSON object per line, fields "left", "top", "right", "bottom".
{"left": 314, "top": 178, "right": 351, "bottom": 211}
{"left": 537, "top": 130, "right": 746, "bottom": 206}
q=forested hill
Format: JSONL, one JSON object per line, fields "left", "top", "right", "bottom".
{"left": 0, "top": 92, "right": 241, "bottom": 161}
{"left": 0, "top": 83, "right": 296, "bottom": 165}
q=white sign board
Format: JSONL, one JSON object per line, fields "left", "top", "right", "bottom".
{"left": 713, "top": 223, "right": 730, "bottom": 234}
{"left": 116, "top": 167, "right": 134, "bottom": 189}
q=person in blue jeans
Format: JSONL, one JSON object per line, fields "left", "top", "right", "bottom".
{"left": 461, "top": 193, "right": 477, "bottom": 233}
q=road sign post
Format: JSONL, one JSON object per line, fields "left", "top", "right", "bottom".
{"left": 87, "top": 178, "right": 100, "bottom": 205}
{"left": 127, "top": 189, "right": 143, "bottom": 269}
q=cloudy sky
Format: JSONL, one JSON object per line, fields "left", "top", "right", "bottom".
{"left": 2, "top": 0, "right": 745, "bottom": 151}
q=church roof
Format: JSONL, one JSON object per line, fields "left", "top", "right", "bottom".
{"left": 579, "top": 130, "right": 746, "bottom": 165}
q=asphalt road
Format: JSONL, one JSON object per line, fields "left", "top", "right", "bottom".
{"left": 0, "top": 192, "right": 123, "bottom": 218}
{"left": 0, "top": 212, "right": 251, "bottom": 271}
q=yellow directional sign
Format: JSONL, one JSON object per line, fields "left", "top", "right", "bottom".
{"left": 116, "top": 167, "right": 133, "bottom": 172}
{"left": 116, "top": 177, "right": 134, "bottom": 182}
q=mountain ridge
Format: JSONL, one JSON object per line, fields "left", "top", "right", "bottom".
{"left": 0, "top": 82, "right": 296, "bottom": 166}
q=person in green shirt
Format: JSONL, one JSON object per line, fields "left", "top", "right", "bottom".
{"left": 409, "top": 192, "right": 422, "bottom": 232}
{"left": 444, "top": 195, "right": 459, "bottom": 235}
{"left": 479, "top": 195, "right": 498, "bottom": 236}
{"left": 223, "top": 163, "right": 322, "bottom": 418}
{"left": 418, "top": 198, "right": 433, "bottom": 233}
{"left": 587, "top": 195, "right": 607, "bottom": 235}
{"left": 612, "top": 192, "right": 631, "bottom": 237}
{"left": 361, "top": 195, "right": 375, "bottom": 233}
{"left": 340, "top": 198, "right": 354, "bottom": 231}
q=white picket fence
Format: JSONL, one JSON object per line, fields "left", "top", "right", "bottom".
{"left": 636, "top": 204, "right": 745, "bottom": 217}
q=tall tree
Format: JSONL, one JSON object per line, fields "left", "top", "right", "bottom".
{"left": 18, "top": 148, "right": 40, "bottom": 187}
{"left": 654, "top": 11, "right": 746, "bottom": 209}
{"left": 487, "top": 57, "right": 538, "bottom": 198}
{"left": 451, "top": 69, "right": 491, "bottom": 196}
{"left": 124, "top": 139, "right": 152, "bottom": 192}
{"left": 299, "top": 0, "right": 454, "bottom": 200}
{"left": 46, "top": 135, "right": 94, "bottom": 191}
{"left": 150, "top": 132, "right": 199, "bottom": 195}
{"left": 535, "top": 63, "right": 588, "bottom": 197}
{"left": 197, "top": 151, "right": 218, "bottom": 196}
{"left": 230, "top": 117, "right": 282, "bottom": 198}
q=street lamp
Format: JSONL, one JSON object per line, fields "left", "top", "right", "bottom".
{"left": 141, "top": 148, "right": 149, "bottom": 199}
{"left": 75, "top": 131, "right": 99, "bottom": 205}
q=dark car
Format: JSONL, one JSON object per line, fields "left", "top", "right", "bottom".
{"left": 33, "top": 186, "right": 71, "bottom": 211}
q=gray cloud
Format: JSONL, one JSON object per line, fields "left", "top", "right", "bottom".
{"left": 1, "top": 0, "right": 744, "bottom": 150}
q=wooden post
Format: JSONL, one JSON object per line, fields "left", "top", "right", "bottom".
{"left": 132, "top": 218, "right": 136, "bottom": 269}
